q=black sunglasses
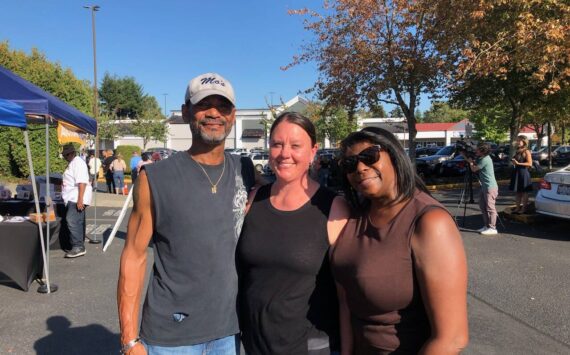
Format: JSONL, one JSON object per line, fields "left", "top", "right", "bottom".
{"left": 341, "top": 145, "right": 382, "bottom": 173}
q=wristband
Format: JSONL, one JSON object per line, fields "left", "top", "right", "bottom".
{"left": 120, "top": 338, "right": 140, "bottom": 354}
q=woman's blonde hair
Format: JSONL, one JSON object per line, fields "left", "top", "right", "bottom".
{"left": 516, "top": 135, "right": 529, "bottom": 149}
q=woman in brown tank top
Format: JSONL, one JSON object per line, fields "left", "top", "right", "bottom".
{"left": 330, "top": 127, "right": 468, "bottom": 354}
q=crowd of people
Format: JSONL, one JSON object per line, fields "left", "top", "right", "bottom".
{"left": 55, "top": 71, "right": 541, "bottom": 355}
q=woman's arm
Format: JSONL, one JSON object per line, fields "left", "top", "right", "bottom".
{"left": 412, "top": 208, "right": 469, "bottom": 355}
{"left": 513, "top": 150, "right": 533, "bottom": 167}
{"left": 336, "top": 282, "right": 354, "bottom": 355}
{"left": 327, "top": 196, "right": 350, "bottom": 245}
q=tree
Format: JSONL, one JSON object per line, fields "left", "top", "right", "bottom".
{"left": 131, "top": 96, "right": 168, "bottom": 150}
{"left": 469, "top": 105, "right": 510, "bottom": 143}
{"left": 422, "top": 102, "right": 469, "bottom": 123}
{"left": 389, "top": 107, "right": 404, "bottom": 118}
{"left": 441, "top": 0, "right": 569, "bottom": 156}
{"left": 287, "top": 0, "right": 453, "bottom": 158}
{"left": 304, "top": 102, "right": 358, "bottom": 147}
{"left": 99, "top": 73, "right": 145, "bottom": 119}
{"left": 0, "top": 42, "right": 93, "bottom": 177}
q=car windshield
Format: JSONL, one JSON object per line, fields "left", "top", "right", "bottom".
{"left": 436, "top": 146, "right": 454, "bottom": 156}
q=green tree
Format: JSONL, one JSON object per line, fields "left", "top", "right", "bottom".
{"left": 422, "top": 102, "right": 469, "bottom": 123}
{"left": 99, "top": 73, "right": 145, "bottom": 119}
{"left": 304, "top": 103, "right": 357, "bottom": 146}
{"left": 389, "top": 107, "right": 404, "bottom": 118}
{"left": 469, "top": 105, "right": 509, "bottom": 143}
{"left": 131, "top": 96, "right": 168, "bottom": 150}
{"left": 0, "top": 42, "right": 92, "bottom": 177}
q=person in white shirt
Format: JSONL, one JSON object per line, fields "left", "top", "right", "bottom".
{"left": 87, "top": 152, "right": 102, "bottom": 191}
{"left": 61, "top": 143, "right": 92, "bottom": 258}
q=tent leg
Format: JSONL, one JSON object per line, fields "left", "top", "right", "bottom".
{"left": 24, "top": 130, "right": 57, "bottom": 294}
{"left": 37, "top": 120, "right": 57, "bottom": 293}
{"left": 90, "top": 136, "right": 101, "bottom": 244}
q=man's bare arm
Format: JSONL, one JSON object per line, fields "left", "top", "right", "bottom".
{"left": 117, "top": 170, "right": 154, "bottom": 351}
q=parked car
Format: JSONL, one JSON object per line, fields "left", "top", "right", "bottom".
{"left": 250, "top": 153, "right": 269, "bottom": 172}
{"left": 415, "top": 145, "right": 456, "bottom": 177}
{"left": 535, "top": 165, "right": 570, "bottom": 220}
{"left": 440, "top": 155, "right": 468, "bottom": 176}
{"left": 415, "top": 146, "right": 441, "bottom": 158}
{"left": 553, "top": 145, "right": 570, "bottom": 166}
{"left": 144, "top": 147, "right": 177, "bottom": 160}
{"left": 532, "top": 145, "right": 560, "bottom": 164}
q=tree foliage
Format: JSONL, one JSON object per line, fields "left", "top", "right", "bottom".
{"left": 422, "top": 102, "right": 470, "bottom": 123}
{"left": 287, "top": 0, "right": 453, "bottom": 158}
{"left": 441, "top": 0, "right": 569, "bottom": 154}
{"left": 99, "top": 73, "right": 145, "bottom": 119}
{"left": 0, "top": 42, "right": 92, "bottom": 177}
{"left": 304, "top": 102, "right": 358, "bottom": 147}
{"left": 131, "top": 96, "right": 168, "bottom": 150}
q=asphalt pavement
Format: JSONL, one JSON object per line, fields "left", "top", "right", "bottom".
{"left": 0, "top": 186, "right": 569, "bottom": 354}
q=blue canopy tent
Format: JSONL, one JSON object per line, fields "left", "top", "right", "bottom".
{"left": 0, "top": 99, "right": 53, "bottom": 292}
{"left": 0, "top": 65, "right": 96, "bottom": 135}
{"left": 0, "top": 66, "right": 98, "bottom": 293}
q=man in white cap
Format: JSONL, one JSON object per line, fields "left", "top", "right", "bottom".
{"left": 118, "top": 73, "right": 255, "bottom": 354}
{"left": 61, "top": 143, "right": 92, "bottom": 258}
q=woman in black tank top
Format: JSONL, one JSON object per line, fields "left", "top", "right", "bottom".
{"left": 331, "top": 127, "right": 469, "bottom": 354}
{"left": 237, "top": 112, "right": 349, "bottom": 355}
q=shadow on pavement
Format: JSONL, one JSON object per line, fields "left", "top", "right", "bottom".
{"left": 34, "top": 316, "right": 119, "bottom": 355}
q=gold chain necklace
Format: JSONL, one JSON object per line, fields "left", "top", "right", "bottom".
{"left": 191, "top": 156, "right": 226, "bottom": 194}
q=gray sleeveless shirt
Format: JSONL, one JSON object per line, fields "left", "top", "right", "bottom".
{"left": 140, "top": 151, "right": 254, "bottom": 346}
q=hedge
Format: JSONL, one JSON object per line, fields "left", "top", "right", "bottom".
{"left": 0, "top": 126, "right": 66, "bottom": 178}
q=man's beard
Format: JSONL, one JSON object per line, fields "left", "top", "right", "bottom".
{"left": 190, "top": 120, "right": 231, "bottom": 146}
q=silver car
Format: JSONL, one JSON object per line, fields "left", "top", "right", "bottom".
{"left": 535, "top": 165, "right": 570, "bottom": 220}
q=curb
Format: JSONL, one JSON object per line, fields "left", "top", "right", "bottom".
{"left": 500, "top": 205, "right": 545, "bottom": 224}
{"left": 425, "top": 177, "right": 543, "bottom": 191}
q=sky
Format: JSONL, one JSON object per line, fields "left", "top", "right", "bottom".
{"left": 0, "top": 0, "right": 428, "bottom": 115}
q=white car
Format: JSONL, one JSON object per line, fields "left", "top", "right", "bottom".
{"left": 250, "top": 153, "right": 269, "bottom": 173}
{"left": 535, "top": 165, "right": 570, "bottom": 220}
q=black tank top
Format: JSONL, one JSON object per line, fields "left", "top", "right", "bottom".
{"left": 237, "top": 184, "right": 340, "bottom": 355}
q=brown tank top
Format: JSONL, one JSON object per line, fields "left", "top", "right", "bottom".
{"left": 330, "top": 191, "right": 448, "bottom": 354}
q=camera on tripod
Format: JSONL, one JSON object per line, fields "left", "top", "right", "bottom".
{"left": 454, "top": 139, "right": 477, "bottom": 160}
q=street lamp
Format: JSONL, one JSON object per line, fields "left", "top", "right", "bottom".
{"left": 84, "top": 4, "right": 102, "bottom": 244}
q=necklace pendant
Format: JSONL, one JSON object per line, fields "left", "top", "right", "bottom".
{"left": 211, "top": 186, "right": 217, "bottom": 194}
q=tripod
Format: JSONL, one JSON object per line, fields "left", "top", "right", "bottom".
{"left": 454, "top": 168, "right": 475, "bottom": 227}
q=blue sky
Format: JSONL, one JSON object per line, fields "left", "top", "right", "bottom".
{"left": 0, "top": 0, "right": 428, "bottom": 115}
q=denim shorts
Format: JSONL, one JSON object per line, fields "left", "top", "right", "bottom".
{"left": 143, "top": 334, "right": 239, "bottom": 355}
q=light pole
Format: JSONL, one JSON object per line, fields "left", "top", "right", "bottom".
{"left": 163, "top": 93, "right": 168, "bottom": 147}
{"left": 84, "top": 4, "right": 102, "bottom": 244}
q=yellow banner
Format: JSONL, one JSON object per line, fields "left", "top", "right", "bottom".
{"left": 57, "top": 121, "right": 86, "bottom": 144}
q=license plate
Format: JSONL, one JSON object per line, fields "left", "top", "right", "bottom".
{"left": 557, "top": 184, "right": 570, "bottom": 195}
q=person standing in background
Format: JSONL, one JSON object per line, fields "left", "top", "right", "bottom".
{"left": 61, "top": 143, "right": 92, "bottom": 258}
{"left": 87, "top": 151, "right": 102, "bottom": 191}
{"left": 462, "top": 143, "right": 499, "bottom": 235}
{"left": 102, "top": 149, "right": 116, "bottom": 194}
{"left": 111, "top": 153, "right": 127, "bottom": 195}
{"left": 130, "top": 151, "right": 142, "bottom": 183}
{"left": 509, "top": 135, "right": 533, "bottom": 214}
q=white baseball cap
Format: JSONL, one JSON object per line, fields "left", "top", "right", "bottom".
{"left": 185, "top": 73, "right": 235, "bottom": 106}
